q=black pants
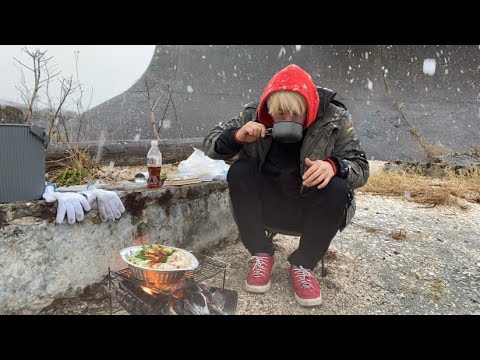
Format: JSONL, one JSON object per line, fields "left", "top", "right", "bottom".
{"left": 227, "top": 157, "right": 351, "bottom": 269}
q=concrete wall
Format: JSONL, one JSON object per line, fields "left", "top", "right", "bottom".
{"left": 0, "top": 182, "right": 237, "bottom": 314}
{"left": 83, "top": 45, "right": 480, "bottom": 162}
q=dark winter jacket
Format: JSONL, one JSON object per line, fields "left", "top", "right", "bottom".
{"left": 203, "top": 67, "right": 369, "bottom": 229}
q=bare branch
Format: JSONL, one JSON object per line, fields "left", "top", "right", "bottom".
{"left": 70, "top": 50, "right": 94, "bottom": 141}
{"left": 48, "top": 76, "right": 79, "bottom": 141}
{"left": 13, "top": 57, "right": 35, "bottom": 73}
{"left": 14, "top": 46, "right": 56, "bottom": 125}
{"left": 133, "top": 66, "right": 183, "bottom": 140}
{"left": 152, "top": 92, "right": 163, "bottom": 112}
{"left": 136, "top": 74, "right": 161, "bottom": 139}
{"left": 12, "top": 46, "right": 95, "bottom": 143}
{"left": 14, "top": 68, "right": 32, "bottom": 113}
{"left": 168, "top": 87, "right": 184, "bottom": 138}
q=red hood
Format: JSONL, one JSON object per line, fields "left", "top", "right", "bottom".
{"left": 258, "top": 64, "right": 320, "bottom": 129}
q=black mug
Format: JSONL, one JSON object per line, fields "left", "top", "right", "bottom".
{"left": 266, "top": 120, "right": 304, "bottom": 143}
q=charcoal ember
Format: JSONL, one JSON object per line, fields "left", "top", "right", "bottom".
{"left": 198, "top": 284, "right": 238, "bottom": 315}
{"left": 183, "top": 284, "right": 210, "bottom": 315}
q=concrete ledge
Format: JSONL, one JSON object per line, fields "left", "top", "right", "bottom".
{"left": 0, "top": 181, "right": 238, "bottom": 314}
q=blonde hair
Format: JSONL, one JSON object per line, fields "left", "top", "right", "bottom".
{"left": 267, "top": 91, "right": 306, "bottom": 117}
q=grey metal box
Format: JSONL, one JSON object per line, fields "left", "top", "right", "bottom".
{"left": 0, "top": 124, "right": 49, "bottom": 203}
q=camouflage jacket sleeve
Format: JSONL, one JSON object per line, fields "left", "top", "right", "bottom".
{"left": 202, "top": 105, "right": 256, "bottom": 160}
{"left": 332, "top": 111, "right": 370, "bottom": 189}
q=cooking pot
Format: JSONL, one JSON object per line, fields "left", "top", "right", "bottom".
{"left": 120, "top": 245, "right": 199, "bottom": 290}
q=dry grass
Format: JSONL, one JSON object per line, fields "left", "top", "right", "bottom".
{"left": 426, "top": 278, "right": 451, "bottom": 303}
{"left": 48, "top": 147, "right": 98, "bottom": 186}
{"left": 46, "top": 146, "right": 180, "bottom": 185}
{"left": 351, "top": 222, "right": 408, "bottom": 240}
{"left": 69, "top": 147, "right": 96, "bottom": 172}
{"left": 361, "top": 165, "right": 480, "bottom": 209}
{"left": 364, "top": 225, "right": 380, "bottom": 233}
{"left": 390, "top": 229, "right": 407, "bottom": 240}
{"left": 93, "top": 163, "right": 179, "bottom": 183}
{"left": 324, "top": 248, "right": 340, "bottom": 261}
{"left": 409, "top": 126, "right": 443, "bottom": 158}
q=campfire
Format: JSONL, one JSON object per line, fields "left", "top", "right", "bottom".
{"left": 107, "top": 255, "right": 238, "bottom": 315}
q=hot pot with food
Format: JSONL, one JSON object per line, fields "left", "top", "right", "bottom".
{"left": 120, "top": 244, "right": 199, "bottom": 289}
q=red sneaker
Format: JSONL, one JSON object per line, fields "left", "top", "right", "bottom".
{"left": 245, "top": 254, "right": 275, "bottom": 293}
{"left": 289, "top": 265, "right": 322, "bottom": 306}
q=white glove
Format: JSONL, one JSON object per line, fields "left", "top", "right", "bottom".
{"left": 81, "top": 184, "right": 125, "bottom": 222}
{"left": 42, "top": 184, "right": 92, "bottom": 225}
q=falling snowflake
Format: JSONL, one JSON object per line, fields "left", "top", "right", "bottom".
{"left": 423, "top": 58, "right": 436, "bottom": 76}
{"left": 186, "top": 85, "right": 194, "bottom": 93}
{"left": 161, "top": 119, "right": 171, "bottom": 129}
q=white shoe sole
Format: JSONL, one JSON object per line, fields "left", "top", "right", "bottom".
{"left": 245, "top": 280, "right": 272, "bottom": 293}
{"left": 294, "top": 293, "right": 323, "bottom": 307}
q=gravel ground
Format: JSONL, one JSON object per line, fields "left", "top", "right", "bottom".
{"left": 40, "top": 191, "right": 480, "bottom": 315}
{"left": 203, "top": 193, "right": 480, "bottom": 315}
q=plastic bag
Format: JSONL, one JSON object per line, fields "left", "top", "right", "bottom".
{"left": 178, "top": 148, "right": 230, "bottom": 181}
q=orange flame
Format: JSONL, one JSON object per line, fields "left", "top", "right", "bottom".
{"left": 140, "top": 286, "right": 158, "bottom": 295}
{"left": 171, "top": 289, "right": 184, "bottom": 299}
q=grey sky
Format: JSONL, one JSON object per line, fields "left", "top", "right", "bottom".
{"left": 0, "top": 45, "right": 155, "bottom": 111}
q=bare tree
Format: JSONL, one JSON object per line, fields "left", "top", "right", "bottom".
{"left": 134, "top": 73, "right": 162, "bottom": 139}
{"left": 14, "top": 46, "right": 93, "bottom": 143}
{"left": 14, "top": 47, "right": 59, "bottom": 125}
{"left": 132, "top": 70, "right": 184, "bottom": 140}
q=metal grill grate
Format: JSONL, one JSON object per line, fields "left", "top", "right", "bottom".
{"left": 110, "top": 253, "right": 229, "bottom": 296}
